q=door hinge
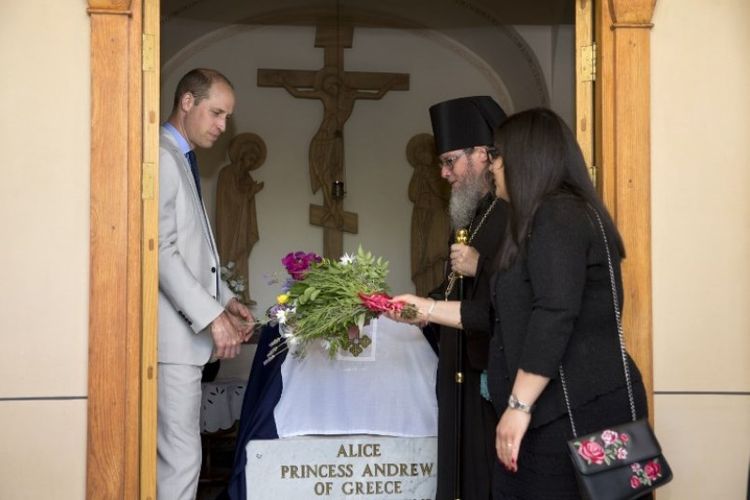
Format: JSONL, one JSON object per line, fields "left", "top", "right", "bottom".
{"left": 142, "top": 162, "right": 155, "bottom": 200}
{"left": 588, "top": 164, "right": 598, "bottom": 186}
{"left": 142, "top": 34, "right": 155, "bottom": 72}
{"left": 581, "top": 43, "right": 596, "bottom": 82}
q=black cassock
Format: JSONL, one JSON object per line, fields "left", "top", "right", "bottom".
{"left": 429, "top": 194, "right": 507, "bottom": 500}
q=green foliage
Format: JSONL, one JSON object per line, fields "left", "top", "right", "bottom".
{"left": 283, "top": 246, "right": 391, "bottom": 358}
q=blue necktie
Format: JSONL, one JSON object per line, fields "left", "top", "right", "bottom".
{"left": 185, "top": 150, "right": 202, "bottom": 200}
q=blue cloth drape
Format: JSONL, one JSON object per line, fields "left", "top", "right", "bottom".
{"left": 222, "top": 325, "right": 285, "bottom": 500}
{"left": 220, "top": 323, "right": 437, "bottom": 499}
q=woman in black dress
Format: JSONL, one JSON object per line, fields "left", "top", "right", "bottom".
{"left": 390, "top": 108, "right": 650, "bottom": 499}
{"left": 486, "top": 108, "right": 650, "bottom": 499}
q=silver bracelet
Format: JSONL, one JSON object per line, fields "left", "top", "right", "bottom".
{"left": 426, "top": 299, "right": 437, "bottom": 321}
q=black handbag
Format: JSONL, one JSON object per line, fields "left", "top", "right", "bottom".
{"left": 558, "top": 209, "right": 673, "bottom": 500}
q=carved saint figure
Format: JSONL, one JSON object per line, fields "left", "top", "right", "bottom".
{"left": 407, "top": 133, "right": 451, "bottom": 296}
{"left": 215, "top": 132, "right": 266, "bottom": 305}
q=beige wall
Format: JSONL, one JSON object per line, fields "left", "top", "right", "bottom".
{"left": 0, "top": 2, "right": 89, "bottom": 499}
{"left": 651, "top": 0, "right": 750, "bottom": 498}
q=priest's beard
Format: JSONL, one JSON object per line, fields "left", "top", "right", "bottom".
{"left": 449, "top": 168, "right": 488, "bottom": 230}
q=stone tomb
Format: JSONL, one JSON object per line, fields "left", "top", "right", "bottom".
{"left": 246, "top": 435, "right": 437, "bottom": 499}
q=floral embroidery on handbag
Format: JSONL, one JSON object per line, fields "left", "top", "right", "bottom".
{"left": 630, "top": 460, "right": 664, "bottom": 488}
{"left": 574, "top": 429, "right": 631, "bottom": 465}
{"left": 574, "top": 430, "right": 665, "bottom": 490}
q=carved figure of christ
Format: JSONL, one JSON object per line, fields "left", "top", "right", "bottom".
{"left": 257, "top": 23, "right": 409, "bottom": 258}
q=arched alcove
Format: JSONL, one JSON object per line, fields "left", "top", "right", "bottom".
{"left": 158, "top": 19, "right": 566, "bottom": 381}
{"left": 161, "top": 2, "right": 559, "bottom": 110}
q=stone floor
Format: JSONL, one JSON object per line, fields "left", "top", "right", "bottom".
{"left": 196, "top": 483, "right": 226, "bottom": 500}
{"left": 196, "top": 428, "right": 236, "bottom": 499}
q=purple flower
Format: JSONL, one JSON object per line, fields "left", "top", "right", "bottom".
{"left": 280, "top": 277, "right": 296, "bottom": 292}
{"left": 266, "top": 303, "right": 287, "bottom": 319}
{"left": 282, "top": 251, "right": 322, "bottom": 280}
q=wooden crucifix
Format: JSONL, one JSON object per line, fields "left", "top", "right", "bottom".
{"left": 258, "top": 21, "right": 409, "bottom": 258}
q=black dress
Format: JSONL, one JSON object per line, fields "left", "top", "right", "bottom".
{"left": 487, "top": 195, "right": 649, "bottom": 499}
{"left": 433, "top": 194, "right": 508, "bottom": 500}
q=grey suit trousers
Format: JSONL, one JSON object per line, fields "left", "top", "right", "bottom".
{"left": 157, "top": 363, "right": 203, "bottom": 500}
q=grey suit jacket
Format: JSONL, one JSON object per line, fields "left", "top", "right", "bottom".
{"left": 158, "top": 127, "right": 233, "bottom": 365}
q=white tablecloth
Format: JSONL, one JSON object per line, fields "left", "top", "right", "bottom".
{"left": 200, "top": 378, "right": 246, "bottom": 432}
{"left": 273, "top": 317, "right": 438, "bottom": 438}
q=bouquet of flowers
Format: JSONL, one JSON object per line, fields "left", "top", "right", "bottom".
{"left": 265, "top": 247, "right": 416, "bottom": 361}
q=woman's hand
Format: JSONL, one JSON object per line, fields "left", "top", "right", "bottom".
{"left": 495, "top": 370, "right": 549, "bottom": 472}
{"left": 495, "top": 407, "right": 531, "bottom": 473}
{"left": 384, "top": 293, "right": 431, "bottom": 326}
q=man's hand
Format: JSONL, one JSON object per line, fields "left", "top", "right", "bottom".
{"left": 227, "top": 297, "right": 256, "bottom": 342}
{"left": 227, "top": 311, "right": 256, "bottom": 343}
{"left": 209, "top": 311, "right": 242, "bottom": 359}
{"left": 450, "top": 243, "right": 480, "bottom": 277}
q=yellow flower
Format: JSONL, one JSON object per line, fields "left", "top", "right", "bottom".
{"left": 277, "top": 293, "right": 290, "bottom": 305}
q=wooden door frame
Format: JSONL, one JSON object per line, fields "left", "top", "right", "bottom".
{"left": 84, "top": 0, "right": 657, "bottom": 497}
{"left": 578, "top": 0, "right": 657, "bottom": 413}
{"left": 86, "top": 0, "right": 159, "bottom": 498}
{"left": 596, "top": 0, "right": 657, "bottom": 415}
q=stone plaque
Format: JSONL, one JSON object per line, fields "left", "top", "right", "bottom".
{"left": 245, "top": 435, "right": 437, "bottom": 499}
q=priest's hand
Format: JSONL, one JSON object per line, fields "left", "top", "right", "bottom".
{"left": 450, "top": 244, "right": 479, "bottom": 277}
{"left": 210, "top": 311, "right": 242, "bottom": 359}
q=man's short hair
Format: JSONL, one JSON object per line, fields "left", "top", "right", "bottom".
{"left": 172, "top": 68, "right": 234, "bottom": 109}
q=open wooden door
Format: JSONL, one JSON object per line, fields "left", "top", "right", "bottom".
{"left": 589, "top": 0, "right": 658, "bottom": 418}
{"left": 575, "top": 0, "right": 596, "bottom": 185}
{"left": 85, "top": 0, "right": 159, "bottom": 498}
{"left": 576, "top": 0, "right": 657, "bottom": 419}
{"left": 141, "top": 1, "right": 160, "bottom": 498}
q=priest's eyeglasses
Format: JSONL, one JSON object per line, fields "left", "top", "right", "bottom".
{"left": 437, "top": 150, "right": 468, "bottom": 171}
{"left": 438, "top": 146, "right": 498, "bottom": 171}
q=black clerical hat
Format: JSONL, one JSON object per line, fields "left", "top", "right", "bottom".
{"left": 429, "top": 96, "right": 507, "bottom": 155}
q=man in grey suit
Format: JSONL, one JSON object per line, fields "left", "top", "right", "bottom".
{"left": 158, "top": 68, "right": 255, "bottom": 500}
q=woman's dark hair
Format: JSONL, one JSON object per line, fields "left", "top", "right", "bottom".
{"left": 493, "top": 108, "right": 624, "bottom": 271}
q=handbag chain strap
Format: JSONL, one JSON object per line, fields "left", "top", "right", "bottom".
{"left": 558, "top": 207, "right": 637, "bottom": 438}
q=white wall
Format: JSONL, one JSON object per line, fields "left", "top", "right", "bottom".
{"left": 162, "top": 24, "right": 572, "bottom": 378}
{"left": 514, "top": 25, "right": 575, "bottom": 128}
{"left": 0, "top": 1, "right": 89, "bottom": 498}
{"left": 651, "top": 0, "right": 750, "bottom": 498}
